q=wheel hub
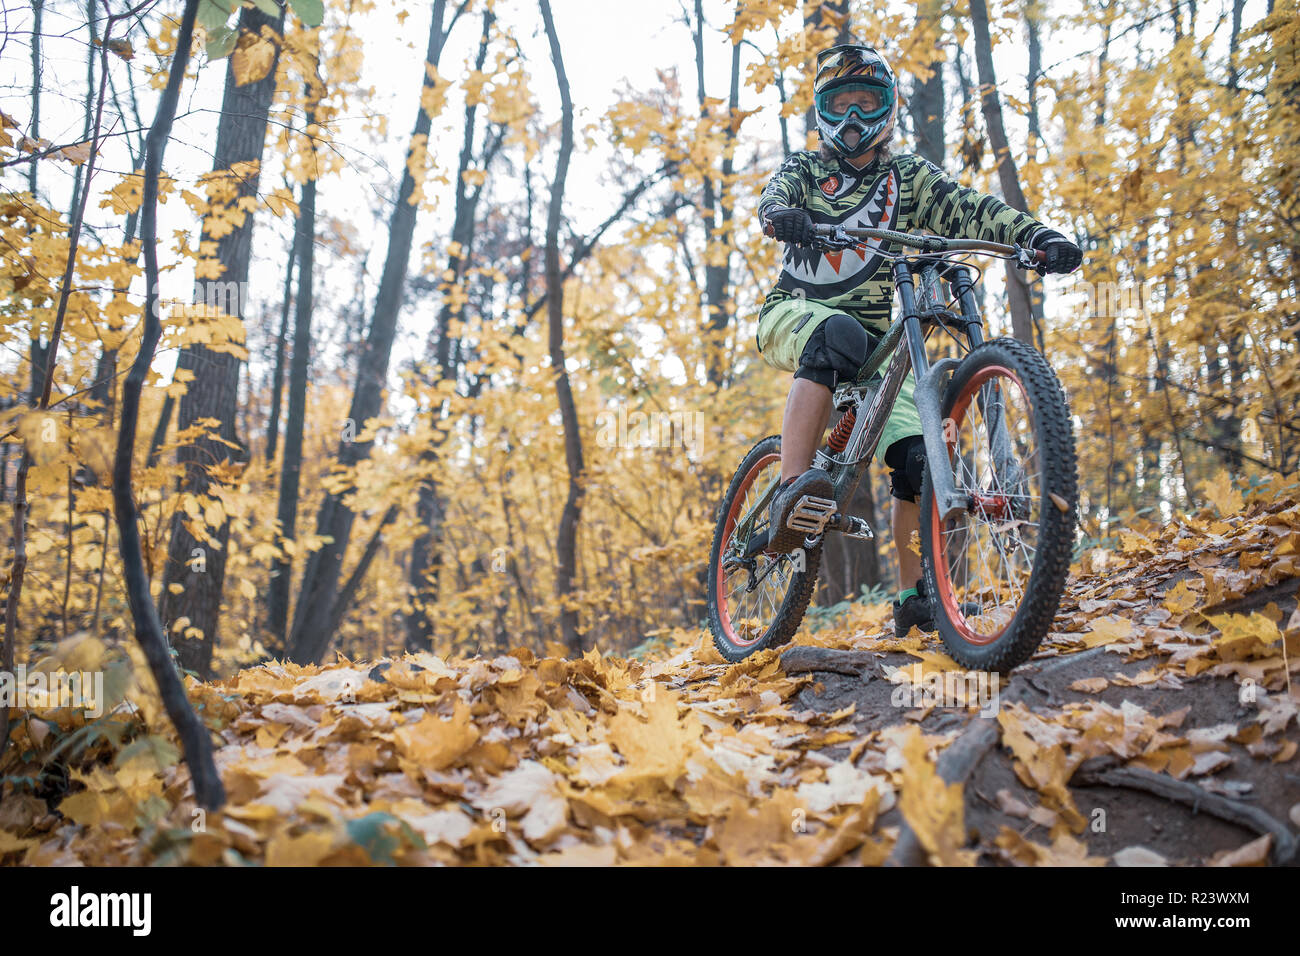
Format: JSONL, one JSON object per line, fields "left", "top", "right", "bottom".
{"left": 971, "top": 492, "right": 1011, "bottom": 521}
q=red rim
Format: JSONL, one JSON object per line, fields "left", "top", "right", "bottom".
{"left": 930, "top": 364, "right": 1031, "bottom": 647}
{"left": 716, "top": 452, "right": 781, "bottom": 647}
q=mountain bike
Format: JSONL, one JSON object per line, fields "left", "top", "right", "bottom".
{"left": 705, "top": 222, "right": 1079, "bottom": 672}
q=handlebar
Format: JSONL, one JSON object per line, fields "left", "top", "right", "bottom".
{"left": 762, "top": 220, "right": 1047, "bottom": 268}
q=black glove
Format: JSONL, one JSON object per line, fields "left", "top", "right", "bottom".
{"left": 766, "top": 206, "right": 816, "bottom": 246}
{"left": 1029, "top": 227, "right": 1082, "bottom": 276}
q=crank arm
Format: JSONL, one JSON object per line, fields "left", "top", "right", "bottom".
{"left": 824, "top": 513, "right": 874, "bottom": 540}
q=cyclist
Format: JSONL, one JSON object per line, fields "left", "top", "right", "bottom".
{"left": 757, "top": 43, "right": 1081, "bottom": 637}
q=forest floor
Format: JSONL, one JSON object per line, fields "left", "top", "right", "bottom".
{"left": 2, "top": 485, "right": 1298, "bottom": 866}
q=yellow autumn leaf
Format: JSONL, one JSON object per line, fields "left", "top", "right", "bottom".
{"left": 1081, "top": 615, "right": 1136, "bottom": 647}
{"left": 391, "top": 699, "right": 480, "bottom": 770}
{"left": 1162, "top": 579, "right": 1200, "bottom": 616}
{"left": 419, "top": 64, "right": 451, "bottom": 118}
{"left": 1199, "top": 470, "right": 1243, "bottom": 516}
{"left": 106, "top": 38, "right": 134, "bottom": 61}
{"left": 897, "top": 725, "right": 977, "bottom": 866}
{"left": 232, "top": 33, "right": 277, "bottom": 86}
{"left": 1205, "top": 612, "right": 1282, "bottom": 661}
{"left": 266, "top": 829, "right": 339, "bottom": 866}
{"left": 264, "top": 187, "right": 298, "bottom": 217}
{"left": 58, "top": 141, "right": 92, "bottom": 165}
{"left": 607, "top": 689, "right": 702, "bottom": 788}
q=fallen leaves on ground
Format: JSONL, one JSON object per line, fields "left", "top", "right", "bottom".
{"left": 2, "top": 487, "right": 1297, "bottom": 866}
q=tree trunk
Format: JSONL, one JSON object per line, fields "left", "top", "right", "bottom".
{"left": 407, "top": 12, "right": 497, "bottom": 651}
{"left": 265, "top": 215, "right": 300, "bottom": 464}
{"left": 1096, "top": 0, "right": 1114, "bottom": 126}
{"left": 433, "top": 11, "right": 494, "bottom": 377}
{"left": 5, "top": 0, "right": 120, "bottom": 760}
{"left": 28, "top": 0, "right": 43, "bottom": 197}
{"left": 286, "top": 0, "right": 457, "bottom": 664}
{"left": 953, "top": 42, "right": 989, "bottom": 320}
{"left": 770, "top": 27, "right": 792, "bottom": 158}
{"left": 802, "top": 0, "right": 851, "bottom": 140}
{"left": 65, "top": 1, "right": 97, "bottom": 224}
{"left": 1024, "top": 0, "right": 1047, "bottom": 349}
{"left": 909, "top": 0, "right": 945, "bottom": 166}
{"left": 1228, "top": 0, "right": 1246, "bottom": 89}
{"left": 29, "top": 337, "right": 50, "bottom": 405}
{"left": 161, "top": 3, "right": 285, "bottom": 678}
{"left": 267, "top": 144, "right": 316, "bottom": 648}
{"left": 693, "top": 0, "right": 742, "bottom": 383}
{"left": 109, "top": 0, "right": 225, "bottom": 810}
{"left": 539, "top": 0, "right": 584, "bottom": 654}
{"left": 968, "top": 0, "right": 1035, "bottom": 343}
{"left": 1025, "top": 0, "right": 1043, "bottom": 156}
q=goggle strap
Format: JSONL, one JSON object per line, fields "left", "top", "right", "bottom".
{"left": 816, "top": 44, "right": 884, "bottom": 66}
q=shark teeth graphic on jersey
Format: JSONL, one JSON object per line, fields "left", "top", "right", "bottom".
{"left": 776, "top": 168, "right": 899, "bottom": 299}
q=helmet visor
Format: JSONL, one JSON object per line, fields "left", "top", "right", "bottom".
{"left": 816, "top": 80, "right": 892, "bottom": 124}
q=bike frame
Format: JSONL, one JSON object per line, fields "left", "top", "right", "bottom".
{"left": 732, "top": 225, "right": 1042, "bottom": 554}
{"left": 826, "top": 225, "right": 1039, "bottom": 525}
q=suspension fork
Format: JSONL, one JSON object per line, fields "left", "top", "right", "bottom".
{"left": 947, "top": 264, "right": 1018, "bottom": 485}
{"left": 894, "top": 259, "right": 966, "bottom": 522}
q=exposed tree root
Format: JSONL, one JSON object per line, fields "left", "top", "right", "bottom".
{"left": 779, "top": 647, "right": 881, "bottom": 678}
{"left": 886, "top": 717, "right": 1006, "bottom": 866}
{"left": 881, "top": 648, "right": 1124, "bottom": 865}
{"left": 783, "top": 641, "right": 1296, "bottom": 867}
{"left": 1071, "top": 756, "right": 1299, "bottom": 866}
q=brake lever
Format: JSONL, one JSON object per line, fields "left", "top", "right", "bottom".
{"left": 812, "top": 225, "right": 860, "bottom": 251}
{"left": 1014, "top": 243, "right": 1048, "bottom": 275}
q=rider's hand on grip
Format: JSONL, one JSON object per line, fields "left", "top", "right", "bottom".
{"left": 1029, "top": 227, "right": 1082, "bottom": 276}
{"left": 765, "top": 207, "right": 816, "bottom": 246}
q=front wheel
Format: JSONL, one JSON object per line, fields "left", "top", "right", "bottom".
{"left": 920, "top": 338, "right": 1078, "bottom": 672}
{"left": 706, "top": 436, "right": 823, "bottom": 663}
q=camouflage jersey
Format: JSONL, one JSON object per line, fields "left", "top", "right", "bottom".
{"left": 757, "top": 149, "right": 1045, "bottom": 330}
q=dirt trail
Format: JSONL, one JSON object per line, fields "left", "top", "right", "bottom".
{"left": 2, "top": 491, "right": 1297, "bottom": 865}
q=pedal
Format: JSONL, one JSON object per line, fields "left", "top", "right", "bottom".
{"left": 786, "top": 495, "right": 837, "bottom": 535}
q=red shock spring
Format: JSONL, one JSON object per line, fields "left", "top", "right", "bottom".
{"left": 826, "top": 409, "right": 856, "bottom": 453}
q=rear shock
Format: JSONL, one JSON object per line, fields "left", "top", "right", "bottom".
{"left": 827, "top": 408, "right": 856, "bottom": 453}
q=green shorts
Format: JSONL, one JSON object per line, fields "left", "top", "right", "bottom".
{"left": 757, "top": 297, "right": 922, "bottom": 465}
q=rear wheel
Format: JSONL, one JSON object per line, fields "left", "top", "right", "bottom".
{"left": 707, "top": 436, "right": 823, "bottom": 663}
{"left": 920, "top": 338, "right": 1078, "bottom": 673}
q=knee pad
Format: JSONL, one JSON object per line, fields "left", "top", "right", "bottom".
{"left": 884, "top": 434, "right": 926, "bottom": 502}
{"left": 794, "top": 313, "right": 869, "bottom": 390}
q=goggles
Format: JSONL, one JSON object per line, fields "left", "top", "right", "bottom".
{"left": 815, "top": 80, "right": 893, "bottom": 125}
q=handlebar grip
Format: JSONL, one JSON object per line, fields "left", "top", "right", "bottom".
{"left": 763, "top": 221, "right": 775, "bottom": 238}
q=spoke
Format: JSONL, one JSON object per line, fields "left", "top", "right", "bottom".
{"left": 984, "top": 489, "right": 1041, "bottom": 502}
{"left": 935, "top": 369, "right": 1048, "bottom": 627}
{"left": 959, "top": 519, "right": 971, "bottom": 599}
{"left": 975, "top": 524, "right": 998, "bottom": 604}
{"left": 992, "top": 524, "right": 1024, "bottom": 603}
{"left": 1011, "top": 528, "right": 1037, "bottom": 572}
{"left": 724, "top": 568, "right": 751, "bottom": 602}
{"left": 760, "top": 580, "right": 776, "bottom": 624}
